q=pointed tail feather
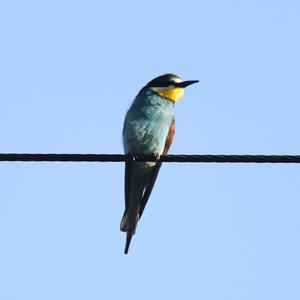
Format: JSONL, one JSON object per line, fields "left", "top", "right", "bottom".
{"left": 124, "top": 233, "right": 133, "bottom": 254}
{"left": 120, "top": 209, "right": 139, "bottom": 254}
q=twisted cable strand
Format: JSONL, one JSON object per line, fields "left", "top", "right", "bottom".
{"left": 0, "top": 153, "right": 300, "bottom": 163}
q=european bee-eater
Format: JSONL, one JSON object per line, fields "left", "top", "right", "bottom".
{"left": 121, "top": 73, "right": 198, "bottom": 254}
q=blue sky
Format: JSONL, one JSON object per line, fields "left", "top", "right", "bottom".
{"left": 0, "top": 1, "right": 300, "bottom": 299}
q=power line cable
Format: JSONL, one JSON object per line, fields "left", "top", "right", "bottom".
{"left": 0, "top": 153, "right": 300, "bottom": 163}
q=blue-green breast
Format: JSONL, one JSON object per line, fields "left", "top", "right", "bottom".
{"left": 123, "top": 90, "right": 174, "bottom": 154}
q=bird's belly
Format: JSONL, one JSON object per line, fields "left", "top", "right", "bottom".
{"left": 123, "top": 119, "right": 170, "bottom": 155}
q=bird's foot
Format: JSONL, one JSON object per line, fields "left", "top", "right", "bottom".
{"left": 129, "top": 153, "right": 138, "bottom": 161}
{"left": 153, "top": 153, "right": 161, "bottom": 163}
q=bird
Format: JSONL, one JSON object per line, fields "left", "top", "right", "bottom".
{"left": 121, "top": 73, "right": 199, "bottom": 254}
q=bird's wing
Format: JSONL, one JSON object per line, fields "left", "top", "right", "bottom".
{"left": 124, "top": 160, "right": 132, "bottom": 213}
{"left": 138, "top": 118, "right": 176, "bottom": 218}
{"left": 163, "top": 118, "right": 176, "bottom": 155}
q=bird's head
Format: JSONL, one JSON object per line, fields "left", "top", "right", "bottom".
{"left": 140, "top": 73, "right": 199, "bottom": 103}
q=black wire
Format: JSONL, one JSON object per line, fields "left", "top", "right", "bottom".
{"left": 0, "top": 153, "right": 300, "bottom": 163}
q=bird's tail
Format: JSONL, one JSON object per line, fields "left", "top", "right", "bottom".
{"left": 120, "top": 208, "right": 139, "bottom": 254}
{"left": 124, "top": 233, "right": 132, "bottom": 254}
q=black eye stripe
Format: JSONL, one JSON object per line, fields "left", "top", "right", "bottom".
{"left": 147, "top": 79, "right": 175, "bottom": 88}
{"left": 156, "top": 80, "right": 174, "bottom": 87}
{"left": 138, "top": 74, "right": 183, "bottom": 93}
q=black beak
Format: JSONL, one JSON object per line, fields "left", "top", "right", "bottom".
{"left": 174, "top": 80, "right": 199, "bottom": 88}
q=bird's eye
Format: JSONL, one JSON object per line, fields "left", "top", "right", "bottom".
{"left": 158, "top": 80, "right": 174, "bottom": 87}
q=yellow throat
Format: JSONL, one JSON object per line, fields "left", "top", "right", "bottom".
{"left": 151, "top": 87, "right": 184, "bottom": 103}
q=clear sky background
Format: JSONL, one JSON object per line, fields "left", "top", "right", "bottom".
{"left": 0, "top": 1, "right": 299, "bottom": 299}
